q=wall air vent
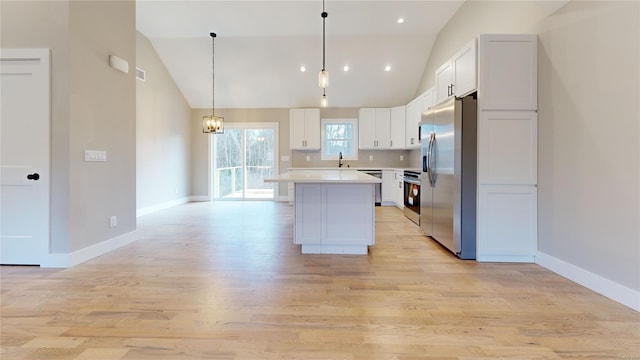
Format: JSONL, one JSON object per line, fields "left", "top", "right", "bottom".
{"left": 135, "top": 67, "right": 146, "bottom": 81}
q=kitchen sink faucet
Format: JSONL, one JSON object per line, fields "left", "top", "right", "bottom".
{"left": 339, "top": 152, "right": 343, "bottom": 168}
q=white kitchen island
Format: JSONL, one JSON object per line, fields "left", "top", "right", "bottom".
{"left": 264, "top": 170, "right": 381, "bottom": 255}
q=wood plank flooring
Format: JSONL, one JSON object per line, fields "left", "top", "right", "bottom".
{"left": 1, "top": 202, "right": 638, "bottom": 359}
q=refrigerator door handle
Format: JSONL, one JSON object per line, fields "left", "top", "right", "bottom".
{"left": 428, "top": 133, "right": 436, "bottom": 187}
{"left": 427, "top": 133, "right": 434, "bottom": 187}
{"left": 422, "top": 154, "right": 428, "bottom": 173}
{"left": 429, "top": 133, "right": 438, "bottom": 187}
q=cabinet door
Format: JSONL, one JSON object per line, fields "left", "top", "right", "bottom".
{"left": 435, "top": 59, "right": 453, "bottom": 105}
{"left": 453, "top": 38, "right": 477, "bottom": 97}
{"left": 358, "top": 108, "right": 376, "bottom": 149}
{"left": 304, "top": 108, "right": 321, "bottom": 149}
{"left": 420, "top": 88, "right": 433, "bottom": 113}
{"left": 375, "top": 108, "right": 391, "bottom": 149}
{"left": 479, "top": 34, "right": 537, "bottom": 110}
{"left": 477, "top": 185, "right": 537, "bottom": 262}
{"left": 390, "top": 106, "right": 406, "bottom": 149}
{"left": 294, "top": 184, "right": 323, "bottom": 244}
{"left": 394, "top": 171, "right": 404, "bottom": 208}
{"left": 478, "top": 111, "right": 537, "bottom": 185}
{"left": 404, "top": 100, "right": 420, "bottom": 149}
{"left": 290, "top": 109, "right": 306, "bottom": 149}
{"left": 381, "top": 170, "right": 395, "bottom": 203}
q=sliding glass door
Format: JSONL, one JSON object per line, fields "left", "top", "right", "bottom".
{"left": 212, "top": 123, "right": 278, "bottom": 200}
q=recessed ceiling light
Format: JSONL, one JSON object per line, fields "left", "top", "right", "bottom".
{"left": 300, "top": 66, "right": 306, "bottom": 72}
{"left": 385, "top": 65, "right": 391, "bottom": 72}
{"left": 343, "top": 65, "right": 349, "bottom": 72}
{"left": 397, "top": 18, "right": 405, "bottom": 24}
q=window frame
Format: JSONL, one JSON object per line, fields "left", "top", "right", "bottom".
{"left": 320, "top": 118, "right": 358, "bottom": 161}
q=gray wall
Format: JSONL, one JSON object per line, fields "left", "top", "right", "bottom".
{"left": 136, "top": 31, "right": 193, "bottom": 212}
{"left": 414, "top": 1, "right": 639, "bottom": 292}
{"left": 1, "top": 0, "right": 137, "bottom": 253}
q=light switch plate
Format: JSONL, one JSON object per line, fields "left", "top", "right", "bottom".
{"left": 84, "top": 150, "right": 107, "bottom": 162}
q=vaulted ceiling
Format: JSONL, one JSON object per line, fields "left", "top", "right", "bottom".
{"left": 136, "top": 1, "right": 464, "bottom": 109}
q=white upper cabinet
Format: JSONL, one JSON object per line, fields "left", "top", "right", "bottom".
{"left": 435, "top": 59, "right": 454, "bottom": 105}
{"left": 478, "top": 34, "right": 537, "bottom": 111}
{"left": 452, "top": 39, "right": 478, "bottom": 98}
{"left": 405, "top": 98, "right": 420, "bottom": 149}
{"left": 290, "top": 108, "right": 320, "bottom": 150}
{"left": 390, "top": 106, "right": 406, "bottom": 149}
{"left": 358, "top": 108, "right": 376, "bottom": 149}
{"left": 435, "top": 38, "right": 478, "bottom": 105}
{"left": 405, "top": 87, "right": 433, "bottom": 149}
{"left": 420, "top": 87, "right": 434, "bottom": 113}
{"left": 358, "top": 108, "right": 391, "bottom": 149}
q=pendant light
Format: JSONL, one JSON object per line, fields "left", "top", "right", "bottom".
{"left": 319, "top": 0, "right": 329, "bottom": 88}
{"left": 203, "top": 32, "right": 224, "bottom": 134}
{"left": 321, "top": 88, "right": 328, "bottom": 108}
{"left": 319, "top": 0, "right": 329, "bottom": 107}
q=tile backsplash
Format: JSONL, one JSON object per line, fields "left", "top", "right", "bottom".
{"left": 290, "top": 149, "right": 414, "bottom": 169}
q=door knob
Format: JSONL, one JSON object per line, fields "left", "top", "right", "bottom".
{"left": 27, "top": 173, "right": 40, "bottom": 181}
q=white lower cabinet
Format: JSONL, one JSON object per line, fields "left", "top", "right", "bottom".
{"left": 476, "top": 185, "right": 537, "bottom": 262}
{"left": 394, "top": 171, "right": 404, "bottom": 209}
{"left": 294, "top": 184, "right": 322, "bottom": 244}
{"left": 381, "top": 170, "right": 395, "bottom": 205}
{"left": 382, "top": 170, "right": 405, "bottom": 207}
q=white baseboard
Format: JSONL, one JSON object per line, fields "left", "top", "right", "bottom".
{"left": 189, "top": 195, "right": 210, "bottom": 202}
{"left": 136, "top": 197, "right": 191, "bottom": 217}
{"left": 477, "top": 255, "right": 535, "bottom": 263}
{"left": 536, "top": 251, "right": 640, "bottom": 312}
{"left": 41, "top": 230, "right": 138, "bottom": 268}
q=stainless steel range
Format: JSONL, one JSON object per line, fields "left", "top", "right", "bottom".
{"left": 403, "top": 170, "right": 420, "bottom": 225}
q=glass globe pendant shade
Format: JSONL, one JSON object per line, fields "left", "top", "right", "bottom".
{"left": 319, "top": 69, "right": 329, "bottom": 88}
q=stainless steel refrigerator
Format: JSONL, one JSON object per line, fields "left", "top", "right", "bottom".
{"left": 419, "top": 96, "right": 477, "bottom": 259}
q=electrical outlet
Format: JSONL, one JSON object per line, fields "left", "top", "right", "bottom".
{"left": 369, "top": 155, "right": 374, "bottom": 161}
{"left": 306, "top": 155, "right": 310, "bottom": 161}
{"left": 109, "top": 216, "right": 117, "bottom": 228}
{"left": 400, "top": 155, "right": 404, "bottom": 161}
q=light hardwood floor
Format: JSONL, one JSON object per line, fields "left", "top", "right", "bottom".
{"left": 1, "top": 202, "right": 638, "bottom": 359}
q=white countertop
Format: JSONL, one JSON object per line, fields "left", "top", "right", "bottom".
{"left": 287, "top": 167, "right": 421, "bottom": 172}
{"left": 265, "top": 170, "right": 382, "bottom": 184}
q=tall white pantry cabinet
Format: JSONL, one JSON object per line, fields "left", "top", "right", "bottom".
{"left": 476, "top": 34, "right": 538, "bottom": 262}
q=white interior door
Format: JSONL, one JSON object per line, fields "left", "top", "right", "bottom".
{"left": 0, "top": 49, "right": 51, "bottom": 265}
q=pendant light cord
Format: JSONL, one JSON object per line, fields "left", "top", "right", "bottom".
{"left": 321, "top": 0, "right": 327, "bottom": 71}
{"left": 210, "top": 32, "right": 216, "bottom": 117}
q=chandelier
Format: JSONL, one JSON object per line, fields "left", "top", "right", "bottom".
{"left": 203, "top": 32, "right": 224, "bottom": 134}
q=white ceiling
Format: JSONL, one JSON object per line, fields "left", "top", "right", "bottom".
{"left": 136, "top": 1, "right": 464, "bottom": 109}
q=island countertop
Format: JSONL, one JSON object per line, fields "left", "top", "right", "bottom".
{"left": 264, "top": 170, "right": 382, "bottom": 184}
